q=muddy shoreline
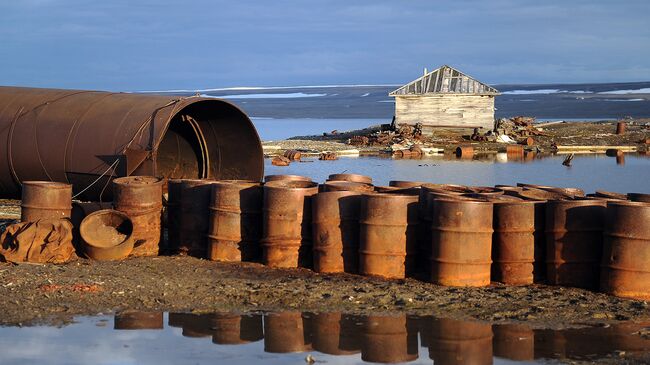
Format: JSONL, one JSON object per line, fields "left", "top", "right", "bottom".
{"left": 0, "top": 256, "right": 648, "bottom": 330}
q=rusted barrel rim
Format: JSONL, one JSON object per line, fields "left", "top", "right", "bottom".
{"left": 264, "top": 175, "right": 312, "bottom": 182}
{"left": 113, "top": 176, "right": 164, "bottom": 186}
{"left": 547, "top": 197, "right": 606, "bottom": 205}
{"left": 212, "top": 180, "right": 261, "bottom": 188}
{"left": 434, "top": 197, "right": 493, "bottom": 206}
{"left": 327, "top": 173, "right": 372, "bottom": 184}
{"left": 362, "top": 192, "right": 419, "bottom": 201}
{"left": 388, "top": 180, "right": 426, "bottom": 188}
{"left": 606, "top": 200, "right": 650, "bottom": 208}
{"left": 80, "top": 209, "right": 133, "bottom": 248}
{"left": 263, "top": 180, "right": 318, "bottom": 190}
{"left": 21, "top": 181, "right": 71, "bottom": 189}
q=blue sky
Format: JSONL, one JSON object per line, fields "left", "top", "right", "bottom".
{"left": 1, "top": 0, "right": 649, "bottom": 90}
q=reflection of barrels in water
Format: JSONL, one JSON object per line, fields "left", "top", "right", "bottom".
{"left": 311, "top": 312, "right": 360, "bottom": 355}
{"left": 601, "top": 201, "right": 650, "bottom": 300}
{"left": 491, "top": 201, "right": 535, "bottom": 285}
{"left": 264, "top": 312, "right": 312, "bottom": 353}
{"left": 20, "top": 181, "right": 72, "bottom": 222}
{"left": 262, "top": 180, "right": 319, "bottom": 268}
{"left": 534, "top": 329, "right": 567, "bottom": 360}
{"left": 210, "top": 313, "right": 263, "bottom": 345}
{"left": 168, "top": 313, "right": 215, "bottom": 338}
{"left": 492, "top": 324, "right": 534, "bottom": 361}
{"left": 545, "top": 199, "right": 607, "bottom": 289}
{"left": 361, "top": 315, "right": 418, "bottom": 363}
{"left": 312, "top": 191, "right": 362, "bottom": 274}
{"left": 428, "top": 318, "right": 493, "bottom": 365}
{"left": 114, "top": 311, "right": 163, "bottom": 330}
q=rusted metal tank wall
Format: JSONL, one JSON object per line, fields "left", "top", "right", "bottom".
{"left": 20, "top": 181, "right": 72, "bottom": 222}
{"left": 601, "top": 201, "right": 650, "bottom": 300}
{"left": 0, "top": 86, "right": 263, "bottom": 200}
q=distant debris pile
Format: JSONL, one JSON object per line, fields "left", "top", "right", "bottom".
{"left": 348, "top": 123, "right": 423, "bottom": 147}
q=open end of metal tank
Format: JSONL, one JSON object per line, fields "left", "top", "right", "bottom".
{"left": 155, "top": 100, "right": 263, "bottom": 182}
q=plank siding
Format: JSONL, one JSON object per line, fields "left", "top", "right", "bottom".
{"left": 394, "top": 94, "right": 495, "bottom": 130}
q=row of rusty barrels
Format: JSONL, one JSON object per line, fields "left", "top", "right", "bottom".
{"left": 114, "top": 310, "right": 650, "bottom": 363}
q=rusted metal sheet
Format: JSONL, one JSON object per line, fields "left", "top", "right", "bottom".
{"left": 264, "top": 174, "right": 312, "bottom": 183}
{"left": 114, "top": 311, "right": 163, "bottom": 330}
{"left": 312, "top": 191, "right": 362, "bottom": 274}
{"left": 311, "top": 312, "right": 360, "bottom": 355}
{"left": 545, "top": 199, "right": 607, "bottom": 289}
{"left": 361, "top": 315, "right": 418, "bottom": 364}
{"left": 491, "top": 201, "right": 536, "bottom": 285}
{"left": 359, "top": 193, "right": 419, "bottom": 279}
{"left": 20, "top": 181, "right": 72, "bottom": 222}
{"left": 430, "top": 199, "right": 493, "bottom": 286}
{"left": 80, "top": 209, "right": 134, "bottom": 260}
{"left": 327, "top": 173, "right": 373, "bottom": 185}
{"left": 178, "top": 179, "right": 214, "bottom": 257}
{"left": 0, "top": 86, "right": 263, "bottom": 200}
{"left": 428, "top": 318, "right": 493, "bottom": 365}
{"left": 261, "top": 180, "right": 319, "bottom": 268}
{"left": 264, "top": 312, "right": 312, "bottom": 353}
{"left": 601, "top": 201, "right": 650, "bottom": 300}
{"left": 112, "top": 176, "right": 163, "bottom": 257}
{"left": 493, "top": 324, "right": 534, "bottom": 361}
{"left": 207, "top": 180, "right": 263, "bottom": 262}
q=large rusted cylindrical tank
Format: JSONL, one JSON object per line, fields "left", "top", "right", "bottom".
{"left": 361, "top": 315, "right": 418, "bottom": 364}
{"left": 112, "top": 176, "right": 163, "bottom": 257}
{"left": 208, "top": 180, "right": 263, "bottom": 262}
{"left": 264, "top": 312, "right": 312, "bottom": 353}
{"left": 261, "top": 180, "right": 319, "bottom": 268}
{"left": 601, "top": 201, "right": 650, "bottom": 300}
{"left": 311, "top": 312, "right": 360, "bottom": 355}
{"left": 492, "top": 324, "right": 534, "bottom": 361}
{"left": 312, "top": 191, "right": 362, "bottom": 273}
{"left": 428, "top": 318, "right": 493, "bottom": 365}
{"left": 545, "top": 199, "right": 607, "bottom": 289}
{"left": 359, "top": 193, "right": 419, "bottom": 279}
{"left": 491, "top": 201, "right": 536, "bottom": 285}
{"left": 178, "top": 179, "right": 214, "bottom": 257}
{"left": 430, "top": 199, "right": 494, "bottom": 286}
{"left": 0, "top": 86, "right": 263, "bottom": 200}
{"left": 327, "top": 173, "right": 373, "bottom": 185}
{"left": 20, "top": 181, "right": 72, "bottom": 222}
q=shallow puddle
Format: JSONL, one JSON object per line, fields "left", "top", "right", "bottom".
{"left": 1, "top": 311, "right": 649, "bottom": 364}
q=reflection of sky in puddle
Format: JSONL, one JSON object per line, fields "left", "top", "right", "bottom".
{"left": 2, "top": 312, "right": 650, "bottom": 364}
{"left": 265, "top": 154, "right": 650, "bottom": 193}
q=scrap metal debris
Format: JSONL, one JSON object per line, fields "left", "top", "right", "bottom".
{"left": 318, "top": 152, "right": 338, "bottom": 161}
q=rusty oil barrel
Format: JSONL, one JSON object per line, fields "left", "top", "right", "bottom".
{"left": 600, "top": 201, "right": 650, "bottom": 300}
{"left": 628, "top": 193, "right": 650, "bottom": 203}
{"left": 359, "top": 193, "right": 419, "bottom": 279}
{"left": 455, "top": 146, "right": 474, "bottom": 158}
{"left": 312, "top": 191, "right": 362, "bottom": 273}
{"left": 20, "top": 181, "right": 72, "bottom": 222}
{"left": 178, "top": 179, "right": 214, "bottom": 257}
{"left": 545, "top": 199, "right": 607, "bottom": 289}
{"left": 327, "top": 173, "right": 372, "bottom": 185}
{"left": 208, "top": 180, "right": 263, "bottom": 262}
{"left": 80, "top": 209, "right": 135, "bottom": 261}
{"left": 389, "top": 180, "right": 426, "bottom": 188}
{"left": 165, "top": 179, "right": 183, "bottom": 254}
{"left": 114, "top": 311, "right": 163, "bottom": 330}
{"left": 492, "top": 324, "right": 534, "bottom": 361}
{"left": 264, "top": 174, "right": 312, "bottom": 183}
{"left": 430, "top": 199, "right": 494, "bottom": 286}
{"left": 264, "top": 312, "right": 311, "bottom": 353}
{"left": 320, "top": 181, "right": 374, "bottom": 193}
{"left": 262, "top": 180, "right": 319, "bottom": 268}
{"left": 112, "top": 176, "right": 163, "bottom": 257}
{"left": 361, "top": 315, "right": 418, "bottom": 364}
{"left": 592, "top": 190, "right": 628, "bottom": 200}
{"left": 491, "top": 200, "right": 536, "bottom": 285}
{"left": 429, "top": 318, "right": 493, "bottom": 365}
{"left": 616, "top": 121, "right": 626, "bottom": 134}
{"left": 283, "top": 149, "right": 302, "bottom": 161}
{"left": 311, "top": 312, "right": 360, "bottom": 355}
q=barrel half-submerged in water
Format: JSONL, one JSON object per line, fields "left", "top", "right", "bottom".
{"left": 208, "top": 180, "right": 263, "bottom": 262}
{"left": 430, "top": 199, "right": 494, "bottom": 286}
{"left": 359, "top": 193, "right": 419, "bottom": 279}
{"left": 20, "top": 181, "right": 72, "bottom": 222}
{"left": 261, "top": 180, "right": 319, "bottom": 268}
{"left": 601, "top": 201, "right": 650, "bottom": 300}
{"left": 112, "top": 176, "right": 163, "bottom": 257}
{"left": 312, "top": 191, "right": 362, "bottom": 273}
{"left": 545, "top": 199, "right": 607, "bottom": 289}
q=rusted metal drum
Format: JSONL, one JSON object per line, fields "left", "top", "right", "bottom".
{"left": 320, "top": 181, "right": 374, "bottom": 193}
{"left": 114, "top": 311, "right": 163, "bottom": 330}
{"left": 165, "top": 179, "right": 183, "bottom": 254}
{"left": 359, "top": 193, "right": 419, "bottom": 279}
{"left": 601, "top": 201, "right": 650, "bottom": 300}
{"left": 261, "top": 180, "right": 319, "bottom": 268}
{"left": 545, "top": 199, "right": 607, "bottom": 289}
{"left": 208, "top": 180, "right": 263, "bottom": 262}
{"left": 112, "top": 176, "right": 163, "bottom": 257}
{"left": 327, "top": 173, "right": 372, "bottom": 185}
{"left": 209, "top": 313, "right": 263, "bottom": 345}
{"left": 178, "top": 179, "right": 214, "bottom": 257}
{"left": 628, "top": 193, "right": 650, "bottom": 203}
{"left": 517, "top": 188, "right": 571, "bottom": 201}
{"left": 491, "top": 200, "right": 536, "bottom": 285}
{"left": 593, "top": 190, "right": 628, "bottom": 200}
{"left": 264, "top": 174, "right": 312, "bottom": 183}
{"left": 283, "top": 149, "right": 302, "bottom": 161}
{"left": 389, "top": 180, "right": 426, "bottom": 188}
{"left": 20, "top": 181, "right": 72, "bottom": 222}
{"left": 80, "top": 209, "right": 135, "bottom": 261}
{"left": 492, "top": 324, "right": 534, "bottom": 361}
{"left": 616, "top": 121, "right": 626, "bottom": 134}
{"left": 71, "top": 201, "right": 113, "bottom": 254}
{"left": 428, "top": 318, "right": 493, "bottom": 365}
{"left": 430, "top": 199, "right": 494, "bottom": 286}
{"left": 264, "top": 312, "right": 311, "bottom": 353}
{"left": 311, "top": 312, "right": 359, "bottom": 355}
{"left": 312, "top": 191, "right": 362, "bottom": 273}
{"left": 455, "top": 146, "right": 474, "bottom": 157}
{"left": 361, "top": 315, "right": 418, "bottom": 364}
{"left": 530, "top": 200, "right": 548, "bottom": 283}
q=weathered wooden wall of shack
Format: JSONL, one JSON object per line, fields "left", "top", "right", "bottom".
{"left": 394, "top": 94, "right": 495, "bottom": 130}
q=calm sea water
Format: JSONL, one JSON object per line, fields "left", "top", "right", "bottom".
{"left": 2, "top": 311, "right": 649, "bottom": 364}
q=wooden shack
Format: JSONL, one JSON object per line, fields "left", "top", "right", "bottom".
{"left": 389, "top": 65, "right": 499, "bottom": 131}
